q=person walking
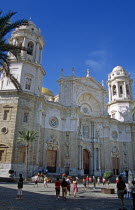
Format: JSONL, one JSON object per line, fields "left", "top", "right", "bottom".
{"left": 82, "top": 177, "right": 86, "bottom": 190}
{"left": 34, "top": 174, "right": 38, "bottom": 187}
{"left": 55, "top": 178, "right": 61, "bottom": 200}
{"left": 97, "top": 177, "right": 100, "bottom": 186}
{"left": 93, "top": 176, "right": 96, "bottom": 189}
{"left": 131, "top": 181, "right": 135, "bottom": 210}
{"left": 117, "top": 176, "right": 126, "bottom": 210}
{"left": 73, "top": 177, "right": 78, "bottom": 197}
{"left": 43, "top": 175, "right": 48, "bottom": 188}
{"left": 66, "top": 177, "right": 71, "bottom": 196}
{"left": 16, "top": 174, "right": 23, "bottom": 200}
{"left": 86, "top": 176, "right": 89, "bottom": 187}
{"left": 103, "top": 177, "right": 106, "bottom": 185}
{"left": 61, "top": 178, "right": 68, "bottom": 200}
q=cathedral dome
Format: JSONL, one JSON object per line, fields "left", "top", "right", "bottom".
{"left": 41, "top": 87, "right": 54, "bottom": 97}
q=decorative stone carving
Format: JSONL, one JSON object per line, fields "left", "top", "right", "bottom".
{"left": 112, "top": 131, "right": 118, "bottom": 140}
{"left": 111, "top": 146, "right": 119, "bottom": 157}
{"left": 46, "top": 135, "right": 59, "bottom": 150}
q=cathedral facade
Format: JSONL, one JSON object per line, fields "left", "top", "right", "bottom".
{"left": 0, "top": 22, "right": 135, "bottom": 177}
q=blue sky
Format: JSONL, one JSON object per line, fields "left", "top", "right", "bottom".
{"left": 1, "top": 0, "right": 135, "bottom": 98}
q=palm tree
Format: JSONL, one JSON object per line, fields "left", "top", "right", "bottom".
{"left": 18, "top": 130, "right": 38, "bottom": 180}
{"left": 0, "top": 11, "right": 28, "bottom": 90}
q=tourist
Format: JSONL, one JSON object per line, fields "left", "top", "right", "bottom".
{"left": 82, "top": 177, "right": 86, "bottom": 190}
{"left": 73, "top": 177, "right": 78, "bottom": 197}
{"left": 55, "top": 178, "right": 61, "bottom": 200}
{"left": 62, "top": 173, "right": 66, "bottom": 179}
{"left": 127, "top": 182, "right": 132, "bottom": 199}
{"left": 89, "top": 177, "right": 92, "bottom": 183}
{"left": 86, "top": 176, "right": 89, "bottom": 187}
{"left": 93, "top": 176, "right": 96, "bottom": 189}
{"left": 16, "top": 174, "right": 23, "bottom": 200}
{"left": 117, "top": 176, "right": 126, "bottom": 210}
{"left": 34, "top": 174, "right": 38, "bottom": 187}
{"left": 66, "top": 176, "right": 71, "bottom": 196}
{"left": 97, "top": 177, "right": 100, "bottom": 185}
{"left": 131, "top": 181, "right": 135, "bottom": 210}
{"left": 43, "top": 175, "right": 48, "bottom": 188}
{"left": 61, "top": 178, "right": 68, "bottom": 200}
{"left": 103, "top": 177, "right": 106, "bottom": 185}
{"left": 116, "top": 176, "right": 119, "bottom": 184}
{"left": 76, "top": 176, "right": 79, "bottom": 182}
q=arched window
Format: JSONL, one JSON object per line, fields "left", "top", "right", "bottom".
{"left": 126, "top": 84, "right": 129, "bottom": 95}
{"left": 120, "top": 86, "right": 123, "bottom": 94}
{"left": 18, "top": 42, "right": 22, "bottom": 53}
{"left": 113, "top": 85, "right": 116, "bottom": 95}
{"left": 27, "top": 41, "right": 34, "bottom": 55}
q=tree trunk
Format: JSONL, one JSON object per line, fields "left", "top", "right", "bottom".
{"left": 25, "top": 145, "right": 29, "bottom": 181}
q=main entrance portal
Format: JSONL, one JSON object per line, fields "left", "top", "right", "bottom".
{"left": 112, "top": 157, "right": 119, "bottom": 175}
{"left": 47, "top": 150, "right": 57, "bottom": 173}
{"left": 83, "top": 149, "right": 89, "bottom": 174}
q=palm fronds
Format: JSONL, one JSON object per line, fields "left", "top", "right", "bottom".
{"left": 0, "top": 11, "right": 28, "bottom": 90}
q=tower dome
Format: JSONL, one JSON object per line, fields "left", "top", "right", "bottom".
{"left": 112, "top": 65, "right": 124, "bottom": 73}
{"left": 42, "top": 87, "right": 54, "bottom": 97}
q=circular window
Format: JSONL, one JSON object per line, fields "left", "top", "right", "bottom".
{"left": 82, "top": 107, "right": 88, "bottom": 114}
{"left": 49, "top": 117, "right": 58, "bottom": 128}
{"left": 112, "top": 131, "right": 118, "bottom": 140}
{"left": 80, "top": 104, "right": 91, "bottom": 115}
{"left": 1, "top": 127, "right": 8, "bottom": 134}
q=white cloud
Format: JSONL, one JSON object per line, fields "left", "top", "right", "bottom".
{"left": 85, "top": 59, "right": 100, "bottom": 68}
{"left": 85, "top": 50, "right": 108, "bottom": 71}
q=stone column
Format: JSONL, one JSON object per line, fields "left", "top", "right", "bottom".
{"left": 98, "top": 149, "right": 101, "bottom": 170}
{"left": 108, "top": 85, "right": 111, "bottom": 102}
{"left": 35, "top": 43, "right": 39, "bottom": 63}
{"left": 116, "top": 83, "right": 119, "bottom": 98}
{"left": 22, "top": 37, "right": 26, "bottom": 57}
{"left": 81, "top": 146, "right": 83, "bottom": 169}
{"left": 124, "top": 81, "right": 127, "bottom": 98}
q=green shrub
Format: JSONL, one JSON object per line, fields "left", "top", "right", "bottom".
{"left": 103, "top": 171, "right": 113, "bottom": 180}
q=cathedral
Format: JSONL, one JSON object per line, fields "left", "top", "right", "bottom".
{"left": 0, "top": 21, "right": 135, "bottom": 177}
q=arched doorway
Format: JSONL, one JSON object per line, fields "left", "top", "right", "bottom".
{"left": 46, "top": 150, "right": 57, "bottom": 173}
{"left": 112, "top": 157, "right": 119, "bottom": 175}
{"left": 83, "top": 149, "right": 89, "bottom": 174}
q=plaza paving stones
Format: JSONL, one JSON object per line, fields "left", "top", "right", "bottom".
{"left": 0, "top": 182, "right": 133, "bottom": 210}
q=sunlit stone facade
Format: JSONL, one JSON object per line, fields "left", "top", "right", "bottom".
{"left": 0, "top": 22, "right": 135, "bottom": 177}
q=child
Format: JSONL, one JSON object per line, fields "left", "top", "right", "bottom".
{"left": 17, "top": 174, "right": 23, "bottom": 200}
{"left": 55, "top": 178, "right": 61, "bottom": 200}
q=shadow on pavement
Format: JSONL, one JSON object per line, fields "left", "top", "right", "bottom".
{"left": 0, "top": 184, "right": 133, "bottom": 210}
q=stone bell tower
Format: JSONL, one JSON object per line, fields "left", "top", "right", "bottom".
{"left": 107, "top": 66, "right": 133, "bottom": 122}
{"left": 0, "top": 21, "right": 45, "bottom": 95}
